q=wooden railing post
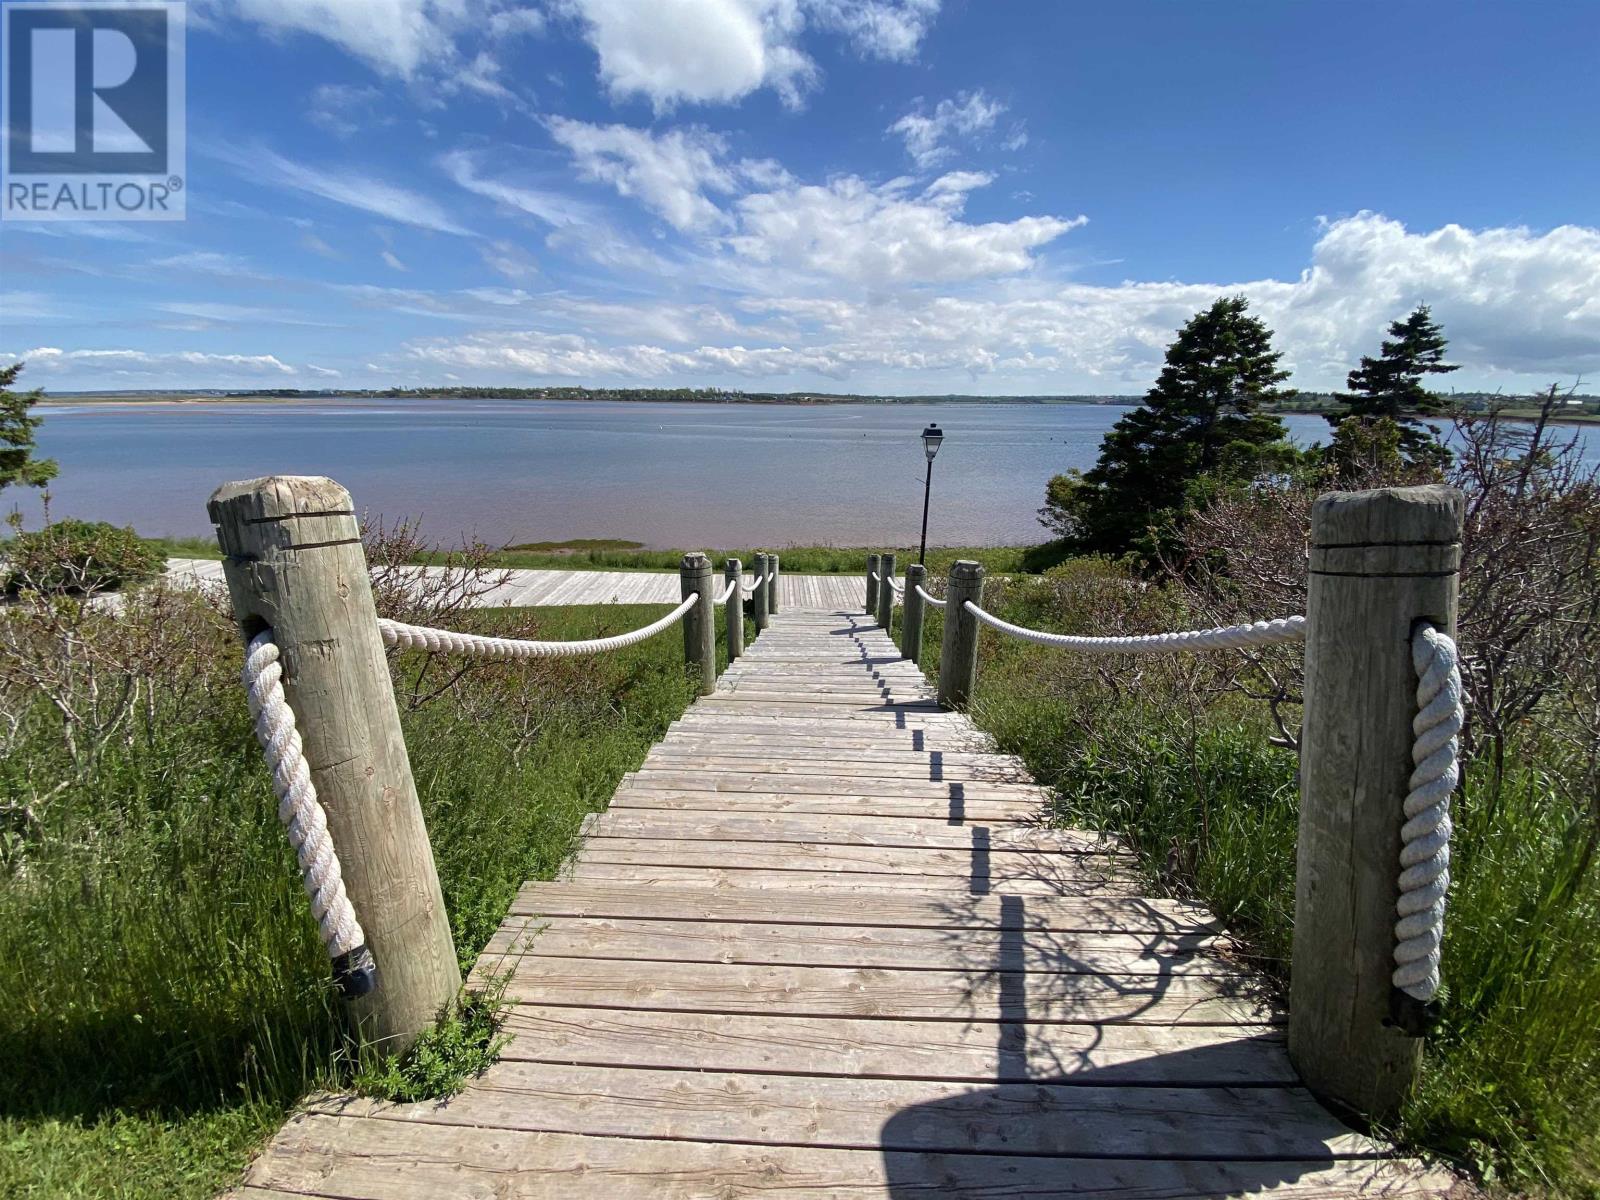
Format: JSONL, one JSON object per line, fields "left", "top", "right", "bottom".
{"left": 768, "top": 553, "right": 781, "bottom": 614}
{"left": 208, "top": 476, "right": 461, "bottom": 1054}
{"left": 937, "top": 560, "right": 985, "bottom": 709}
{"left": 752, "top": 552, "right": 770, "bottom": 632}
{"left": 901, "top": 563, "right": 927, "bottom": 663}
{"left": 876, "top": 551, "right": 897, "bottom": 631}
{"left": 865, "top": 553, "right": 881, "bottom": 616}
{"left": 1291, "top": 484, "right": 1463, "bottom": 1122}
{"left": 680, "top": 552, "right": 716, "bottom": 695}
{"left": 724, "top": 558, "right": 744, "bottom": 661}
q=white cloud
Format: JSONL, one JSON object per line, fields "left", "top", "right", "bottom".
{"left": 381, "top": 249, "right": 409, "bottom": 271}
{"left": 306, "top": 83, "right": 386, "bottom": 138}
{"left": 1, "top": 292, "right": 65, "bottom": 319}
{"left": 889, "top": 89, "right": 1009, "bottom": 168}
{"left": 392, "top": 214, "right": 1600, "bottom": 392}
{"left": 479, "top": 239, "right": 541, "bottom": 280}
{"left": 208, "top": 0, "right": 465, "bottom": 77}
{"left": 12, "top": 347, "right": 298, "bottom": 374}
{"left": 723, "top": 171, "right": 1083, "bottom": 286}
{"left": 561, "top": 0, "right": 940, "bottom": 110}
{"left": 156, "top": 301, "right": 325, "bottom": 326}
{"left": 562, "top": 0, "right": 815, "bottom": 110}
{"left": 807, "top": 0, "right": 940, "bottom": 60}
{"left": 207, "top": 1, "right": 543, "bottom": 79}
{"left": 218, "top": 144, "right": 475, "bottom": 236}
{"left": 534, "top": 120, "right": 1079, "bottom": 285}
{"left": 440, "top": 148, "right": 598, "bottom": 228}
{"left": 547, "top": 118, "right": 738, "bottom": 231}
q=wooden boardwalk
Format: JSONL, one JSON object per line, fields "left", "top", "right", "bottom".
{"left": 234, "top": 606, "right": 1450, "bottom": 1198}
{"left": 166, "top": 558, "right": 863, "bottom": 611}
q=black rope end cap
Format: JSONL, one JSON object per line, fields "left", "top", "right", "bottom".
{"left": 333, "top": 945, "right": 379, "bottom": 1000}
{"left": 1388, "top": 989, "right": 1441, "bottom": 1038}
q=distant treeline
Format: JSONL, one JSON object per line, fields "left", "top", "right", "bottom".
{"left": 1267, "top": 390, "right": 1600, "bottom": 414}
{"left": 216, "top": 386, "right": 1136, "bottom": 405}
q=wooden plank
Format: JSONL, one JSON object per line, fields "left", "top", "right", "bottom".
{"left": 567, "top": 860, "right": 1138, "bottom": 896}
{"left": 481, "top": 915, "right": 1231, "bottom": 976}
{"left": 658, "top": 731, "right": 994, "bottom": 751}
{"left": 622, "top": 770, "right": 1049, "bottom": 801}
{"left": 696, "top": 697, "right": 947, "bottom": 714}
{"left": 510, "top": 881, "right": 1219, "bottom": 933}
{"left": 609, "top": 786, "right": 1046, "bottom": 823}
{"left": 636, "top": 755, "right": 1031, "bottom": 782}
{"left": 496, "top": 955, "right": 1277, "bottom": 1023}
{"left": 246, "top": 1114, "right": 1453, "bottom": 1199}
{"left": 305, "top": 1064, "right": 1379, "bottom": 1159}
{"left": 571, "top": 837, "right": 1139, "bottom": 892}
{"left": 586, "top": 809, "right": 1118, "bottom": 853}
{"left": 493, "top": 1004, "right": 1296, "bottom": 1084}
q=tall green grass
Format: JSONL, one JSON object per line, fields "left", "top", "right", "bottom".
{"left": 0, "top": 599, "right": 722, "bottom": 1199}
{"left": 920, "top": 570, "right": 1600, "bottom": 1197}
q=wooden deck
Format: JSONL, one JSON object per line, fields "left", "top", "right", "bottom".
{"left": 234, "top": 606, "right": 1451, "bottom": 1198}
{"left": 166, "top": 558, "right": 864, "bottom": 611}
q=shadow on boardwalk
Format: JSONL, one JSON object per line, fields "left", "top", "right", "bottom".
{"left": 878, "top": 839, "right": 1404, "bottom": 1197}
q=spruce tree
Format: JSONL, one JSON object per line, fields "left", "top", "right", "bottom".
{"left": 1039, "top": 296, "right": 1294, "bottom": 558}
{"left": 0, "top": 362, "right": 57, "bottom": 495}
{"left": 1335, "top": 303, "right": 1458, "bottom": 468}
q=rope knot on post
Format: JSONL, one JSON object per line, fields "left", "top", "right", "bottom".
{"left": 1394, "top": 623, "right": 1461, "bottom": 1003}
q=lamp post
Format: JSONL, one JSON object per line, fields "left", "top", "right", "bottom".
{"left": 918, "top": 423, "right": 944, "bottom": 565}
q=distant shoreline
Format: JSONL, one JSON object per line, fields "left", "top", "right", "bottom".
{"left": 39, "top": 390, "right": 1137, "bottom": 407}
{"left": 38, "top": 389, "right": 1600, "bottom": 426}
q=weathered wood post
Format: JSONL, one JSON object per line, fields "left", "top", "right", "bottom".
{"left": 752, "top": 552, "right": 770, "bottom": 632}
{"left": 768, "top": 553, "right": 781, "bottom": 614}
{"left": 209, "top": 476, "right": 461, "bottom": 1053}
{"left": 865, "top": 553, "right": 881, "bottom": 616}
{"left": 724, "top": 557, "right": 744, "bottom": 662}
{"left": 876, "top": 551, "right": 897, "bottom": 631}
{"left": 1290, "top": 484, "right": 1463, "bottom": 1123}
{"left": 680, "top": 552, "right": 716, "bottom": 695}
{"left": 901, "top": 563, "right": 927, "bottom": 663}
{"left": 937, "top": 559, "right": 985, "bottom": 709}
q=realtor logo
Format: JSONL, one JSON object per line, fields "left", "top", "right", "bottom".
{"left": 2, "top": 1, "right": 186, "bottom": 220}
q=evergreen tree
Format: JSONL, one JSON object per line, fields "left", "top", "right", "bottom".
{"left": 0, "top": 362, "right": 57, "bottom": 495}
{"left": 1334, "top": 303, "right": 1458, "bottom": 469}
{"left": 1038, "top": 296, "right": 1294, "bottom": 558}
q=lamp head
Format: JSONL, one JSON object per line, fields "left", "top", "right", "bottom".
{"left": 921, "top": 423, "right": 944, "bottom": 462}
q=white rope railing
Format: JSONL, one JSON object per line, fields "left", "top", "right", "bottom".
{"left": 915, "top": 584, "right": 946, "bottom": 610}
{"left": 243, "top": 631, "right": 376, "bottom": 997}
{"left": 1394, "top": 624, "right": 1460, "bottom": 1003}
{"left": 869, "top": 570, "right": 880, "bottom": 583}
{"left": 962, "top": 601, "right": 1306, "bottom": 653}
{"left": 376, "top": 594, "right": 697, "bottom": 659}
{"left": 887, "top": 576, "right": 904, "bottom": 595}
{"left": 947, "top": 590, "right": 1458, "bottom": 1003}
{"left": 715, "top": 580, "right": 736, "bottom": 605}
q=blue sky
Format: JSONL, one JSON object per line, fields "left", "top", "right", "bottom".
{"left": 4, "top": 0, "right": 1599, "bottom": 394}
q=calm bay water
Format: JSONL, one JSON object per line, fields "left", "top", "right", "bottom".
{"left": 19, "top": 399, "right": 1596, "bottom": 548}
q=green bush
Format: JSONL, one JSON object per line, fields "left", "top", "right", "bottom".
{"left": 3, "top": 519, "right": 163, "bottom": 596}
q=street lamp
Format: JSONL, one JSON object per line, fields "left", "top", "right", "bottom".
{"left": 918, "top": 423, "right": 944, "bottom": 565}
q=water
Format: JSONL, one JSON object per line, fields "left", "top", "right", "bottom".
{"left": 18, "top": 399, "right": 1597, "bottom": 548}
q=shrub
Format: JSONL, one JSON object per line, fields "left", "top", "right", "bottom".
{"left": 3, "top": 519, "right": 164, "bottom": 596}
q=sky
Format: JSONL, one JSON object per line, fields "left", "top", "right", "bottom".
{"left": 3, "top": 0, "right": 1599, "bottom": 396}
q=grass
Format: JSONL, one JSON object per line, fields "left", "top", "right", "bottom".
{"left": 914, "top": 567, "right": 1600, "bottom": 1196}
{"left": 0, "top": 597, "right": 737, "bottom": 1199}
{"left": 352, "top": 979, "right": 510, "bottom": 1103}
